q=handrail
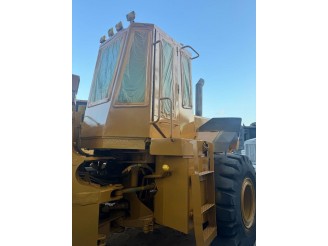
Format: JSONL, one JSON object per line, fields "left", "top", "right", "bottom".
{"left": 150, "top": 40, "right": 163, "bottom": 124}
{"left": 150, "top": 97, "right": 174, "bottom": 141}
{"left": 153, "top": 40, "right": 161, "bottom": 46}
{"left": 150, "top": 39, "right": 174, "bottom": 141}
{"left": 159, "top": 97, "right": 173, "bottom": 141}
{"left": 181, "top": 45, "right": 200, "bottom": 60}
{"left": 151, "top": 39, "right": 162, "bottom": 123}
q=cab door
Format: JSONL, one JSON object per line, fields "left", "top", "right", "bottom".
{"left": 151, "top": 36, "right": 180, "bottom": 139}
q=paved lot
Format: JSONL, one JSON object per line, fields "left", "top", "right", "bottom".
{"left": 107, "top": 227, "right": 195, "bottom": 246}
{"left": 106, "top": 226, "right": 245, "bottom": 246}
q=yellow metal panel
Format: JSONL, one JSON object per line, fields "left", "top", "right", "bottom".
{"left": 118, "top": 193, "right": 153, "bottom": 229}
{"left": 200, "top": 181, "right": 206, "bottom": 205}
{"left": 73, "top": 191, "right": 99, "bottom": 206}
{"left": 180, "top": 121, "right": 196, "bottom": 139}
{"left": 72, "top": 203, "right": 99, "bottom": 246}
{"left": 80, "top": 137, "right": 146, "bottom": 150}
{"left": 105, "top": 106, "right": 151, "bottom": 137}
{"left": 194, "top": 116, "right": 210, "bottom": 129}
{"left": 154, "top": 156, "right": 190, "bottom": 233}
{"left": 180, "top": 116, "right": 209, "bottom": 139}
{"left": 150, "top": 138, "right": 194, "bottom": 156}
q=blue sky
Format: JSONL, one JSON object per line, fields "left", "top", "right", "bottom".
{"left": 73, "top": 0, "right": 255, "bottom": 125}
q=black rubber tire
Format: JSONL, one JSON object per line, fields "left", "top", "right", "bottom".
{"left": 214, "top": 153, "right": 256, "bottom": 246}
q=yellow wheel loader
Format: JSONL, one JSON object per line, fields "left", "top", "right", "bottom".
{"left": 73, "top": 12, "right": 255, "bottom": 246}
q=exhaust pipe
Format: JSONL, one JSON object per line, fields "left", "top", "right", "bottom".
{"left": 196, "top": 78, "right": 204, "bottom": 116}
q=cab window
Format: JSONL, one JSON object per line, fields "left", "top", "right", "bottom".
{"left": 181, "top": 54, "right": 192, "bottom": 108}
{"left": 161, "top": 40, "right": 174, "bottom": 116}
{"left": 117, "top": 30, "right": 150, "bottom": 104}
{"left": 89, "top": 35, "right": 124, "bottom": 104}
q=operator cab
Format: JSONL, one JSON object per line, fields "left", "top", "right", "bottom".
{"left": 80, "top": 20, "right": 199, "bottom": 150}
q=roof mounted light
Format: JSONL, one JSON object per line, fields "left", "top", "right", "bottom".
{"left": 115, "top": 21, "right": 123, "bottom": 32}
{"left": 126, "top": 11, "right": 135, "bottom": 23}
{"left": 99, "top": 35, "right": 106, "bottom": 44}
{"left": 108, "top": 28, "right": 114, "bottom": 38}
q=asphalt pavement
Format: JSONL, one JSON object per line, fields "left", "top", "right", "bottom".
{"left": 106, "top": 226, "right": 255, "bottom": 246}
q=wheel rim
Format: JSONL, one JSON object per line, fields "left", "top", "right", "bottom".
{"left": 241, "top": 178, "right": 255, "bottom": 229}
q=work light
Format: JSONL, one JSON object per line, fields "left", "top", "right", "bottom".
{"left": 99, "top": 35, "right": 106, "bottom": 44}
{"left": 115, "top": 21, "right": 123, "bottom": 32}
{"left": 108, "top": 28, "right": 114, "bottom": 38}
{"left": 126, "top": 11, "right": 135, "bottom": 23}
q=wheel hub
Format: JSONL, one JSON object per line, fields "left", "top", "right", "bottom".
{"left": 241, "top": 178, "right": 255, "bottom": 229}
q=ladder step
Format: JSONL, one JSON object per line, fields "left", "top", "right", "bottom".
{"left": 201, "top": 203, "right": 215, "bottom": 214}
{"left": 198, "top": 171, "right": 214, "bottom": 181}
{"left": 191, "top": 172, "right": 217, "bottom": 246}
{"left": 97, "top": 234, "right": 106, "bottom": 246}
{"left": 203, "top": 226, "right": 217, "bottom": 245}
{"left": 198, "top": 170, "right": 214, "bottom": 176}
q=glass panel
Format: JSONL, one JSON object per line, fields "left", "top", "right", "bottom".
{"left": 181, "top": 55, "right": 192, "bottom": 108}
{"left": 90, "top": 36, "right": 123, "bottom": 103}
{"left": 161, "top": 40, "right": 174, "bottom": 116}
{"left": 117, "top": 30, "right": 150, "bottom": 103}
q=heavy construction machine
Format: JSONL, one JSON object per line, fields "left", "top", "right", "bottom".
{"left": 73, "top": 12, "right": 256, "bottom": 246}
